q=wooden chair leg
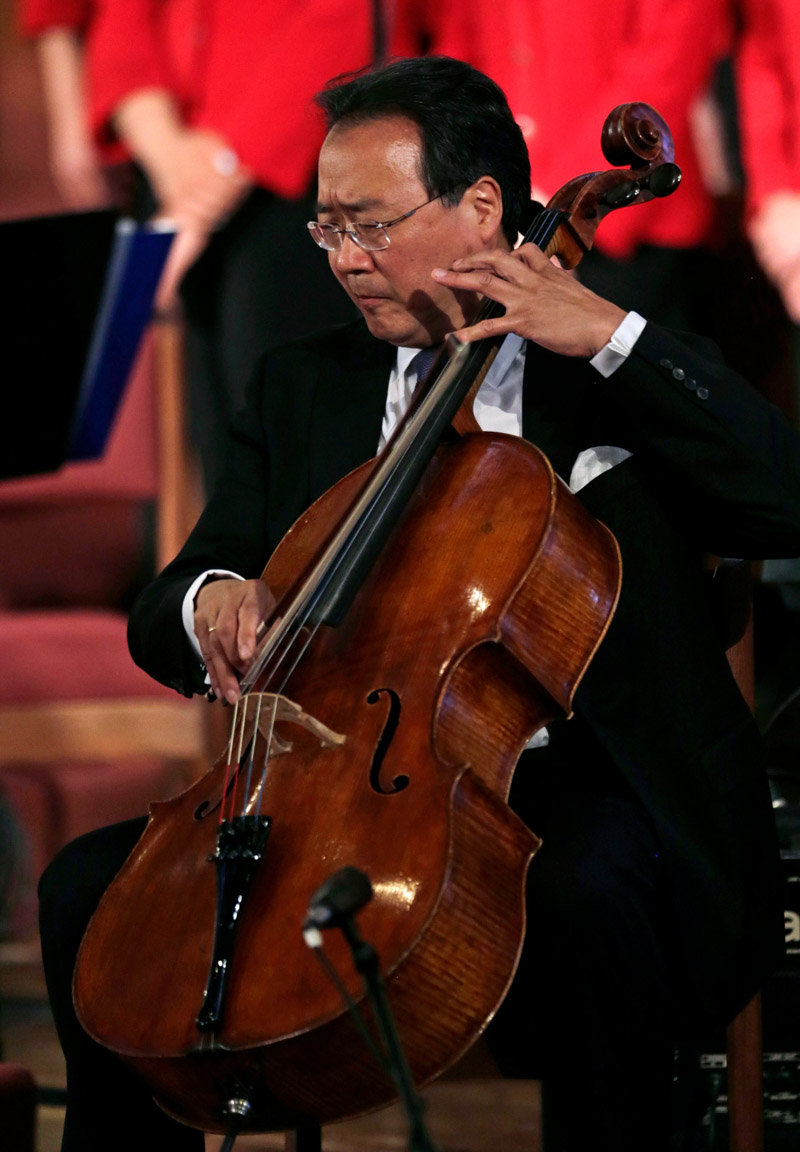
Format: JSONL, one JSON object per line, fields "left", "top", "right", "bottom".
{"left": 152, "top": 315, "right": 204, "bottom": 569}
{"left": 726, "top": 992, "right": 763, "bottom": 1152}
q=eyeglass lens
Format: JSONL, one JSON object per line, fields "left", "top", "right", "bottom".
{"left": 308, "top": 222, "right": 389, "bottom": 251}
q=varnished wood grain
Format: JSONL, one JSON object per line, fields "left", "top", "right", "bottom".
{"left": 74, "top": 435, "right": 619, "bottom": 1133}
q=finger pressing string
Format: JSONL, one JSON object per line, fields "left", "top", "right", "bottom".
{"left": 452, "top": 315, "right": 515, "bottom": 345}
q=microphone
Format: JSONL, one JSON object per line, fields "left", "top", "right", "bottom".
{"left": 303, "top": 866, "right": 373, "bottom": 937}
{"left": 301, "top": 866, "right": 441, "bottom": 1151}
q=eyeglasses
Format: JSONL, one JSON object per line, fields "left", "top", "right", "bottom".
{"left": 307, "top": 195, "right": 442, "bottom": 252}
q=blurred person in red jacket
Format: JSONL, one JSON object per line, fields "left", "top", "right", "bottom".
{"left": 20, "top": 0, "right": 379, "bottom": 488}
{"left": 736, "top": 0, "right": 800, "bottom": 327}
{"left": 390, "top": 0, "right": 733, "bottom": 333}
{"left": 19, "top": 0, "right": 109, "bottom": 207}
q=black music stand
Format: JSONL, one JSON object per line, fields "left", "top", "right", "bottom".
{"left": 1, "top": 210, "right": 172, "bottom": 480}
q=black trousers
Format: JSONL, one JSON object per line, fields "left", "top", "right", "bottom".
{"left": 486, "top": 726, "right": 676, "bottom": 1151}
{"left": 39, "top": 720, "right": 675, "bottom": 1152}
{"left": 38, "top": 816, "right": 201, "bottom": 1152}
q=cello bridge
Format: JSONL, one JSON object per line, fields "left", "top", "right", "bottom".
{"left": 249, "top": 692, "right": 346, "bottom": 758}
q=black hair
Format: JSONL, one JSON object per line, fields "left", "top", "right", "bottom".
{"left": 315, "top": 56, "right": 531, "bottom": 246}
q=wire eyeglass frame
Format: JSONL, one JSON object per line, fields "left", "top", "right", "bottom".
{"left": 307, "top": 194, "right": 443, "bottom": 252}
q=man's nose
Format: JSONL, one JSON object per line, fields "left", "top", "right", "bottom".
{"left": 334, "top": 231, "right": 375, "bottom": 272}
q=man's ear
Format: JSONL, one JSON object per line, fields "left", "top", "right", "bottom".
{"left": 466, "top": 176, "right": 505, "bottom": 245}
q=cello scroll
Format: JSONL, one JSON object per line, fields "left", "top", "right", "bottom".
{"left": 542, "top": 102, "right": 682, "bottom": 267}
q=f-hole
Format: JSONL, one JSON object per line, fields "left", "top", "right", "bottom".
{"left": 366, "top": 688, "right": 408, "bottom": 794}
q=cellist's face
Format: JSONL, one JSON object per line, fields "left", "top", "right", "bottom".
{"left": 316, "top": 115, "right": 505, "bottom": 348}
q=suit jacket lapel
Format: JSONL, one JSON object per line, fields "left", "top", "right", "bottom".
{"left": 308, "top": 322, "right": 396, "bottom": 501}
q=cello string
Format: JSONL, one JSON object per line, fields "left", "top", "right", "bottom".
{"left": 531, "top": 208, "right": 560, "bottom": 249}
{"left": 253, "top": 692, "right": 280, "bottom": 819}
{"left": 219, "top": 697, "right": 241, "bottom": 827}
{"left": 253, "top": 706, "right": 273, "bottom": 820}
{"left": 242, "top": 618, "right": 311, "bottom": 697}
{"left": 241, "top": 690, "right": 264, "bottom": 814}
{"left": 250, "top": 621, "right": 326, "bottom": 815}
{"left": 240, "top": 606, "right": 320, "bottom": 696}
{"left": 228, "top": 694, "right": 250, "bottom": 819}
{"left": 257, "top": 635, "right": 326, "bottom": 803}
{"left": 216, "top": 617, "right": 322, "bottom": 819}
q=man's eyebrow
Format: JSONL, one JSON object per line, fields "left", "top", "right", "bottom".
{"left": 315, "top": 197, "right": 387, "bottom": 216}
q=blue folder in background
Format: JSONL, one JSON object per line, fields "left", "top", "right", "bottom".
{"left": 69, "top": 218, "right": 175, "bottom": 460}
{"left": 1, "top": 210, "right": 174, "bottom": 479}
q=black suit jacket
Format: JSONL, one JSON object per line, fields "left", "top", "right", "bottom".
{"left": 129, "top": 317, "right": 800, "bottom": 1025}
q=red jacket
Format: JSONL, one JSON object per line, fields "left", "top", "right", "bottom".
{"left": 391, "top": 0, "right": 732, "bottom": 258}
{"left": 735, "top": 0, "right": 800, "bottom": 213}
{"left": 19, "top": 0, "right": 93, "bottom": 34}
{"left": 23, "top": 0, "right": 376, "bottom": 200}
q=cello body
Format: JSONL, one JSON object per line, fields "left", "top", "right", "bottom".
{"left": 74, "top": 434, "right": 620, "bottom": 1132}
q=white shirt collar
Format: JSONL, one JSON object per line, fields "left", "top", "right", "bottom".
{"left": 396, "top": 345, "right": 422, "bottom": 378}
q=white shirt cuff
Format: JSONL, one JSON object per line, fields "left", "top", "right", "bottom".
{"left": 182, "top": 569, "right": 245, "bottom": 665}
{"left": 590, "top": 311, "right": 647, "bottom": 378}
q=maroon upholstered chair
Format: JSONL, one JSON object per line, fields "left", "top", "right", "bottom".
{"left": 0, "top": 322, "right": 208, "bottom": 937}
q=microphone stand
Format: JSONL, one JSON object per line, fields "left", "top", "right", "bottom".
{"left": 337, "top": 915, "right": 440, "bottom": 1152}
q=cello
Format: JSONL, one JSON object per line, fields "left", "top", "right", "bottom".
{"left": 74, "top": 101, "right": 681, "bottom": 1134}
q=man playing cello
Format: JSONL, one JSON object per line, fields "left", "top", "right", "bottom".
{"left": 40, "top": 56, "right": 800, "bottom": 1151}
